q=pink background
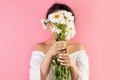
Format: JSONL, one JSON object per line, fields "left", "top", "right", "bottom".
{"left": 0, "top": 0, "right": 120, "bottom": 80}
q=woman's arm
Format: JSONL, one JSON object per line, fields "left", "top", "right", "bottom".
{"left": 70, "top": 61, "right": 79, "bottom": 80}
{"left": 40, "top": 53, "right": 52, "bottom": 80}
{"left": 37, "top": 41, "right": 67, "bottom": 80}
{"left": 69, "top": 50, "right": 89, "bottom": 80}
{"left": 57, "top": 44, "right": 89, "bottom": 80}
{"left": 35, "top": 43, "right": 56, "bottom": 80}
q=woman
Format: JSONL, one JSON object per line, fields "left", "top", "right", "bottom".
{"left": 29, "top": 3, "right": 89, "bottom": 80}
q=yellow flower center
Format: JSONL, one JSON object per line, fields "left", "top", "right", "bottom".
{"left": 54, "top": 14, "right": 60, "bottom": 19}
{"left": 70, "top": 27, "right": 72, "bottom": 31}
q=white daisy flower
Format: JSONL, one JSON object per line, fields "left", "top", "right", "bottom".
{"left": 66, "top": 22, "right": 76, "bottom": 38}
{"left": 48, "top": 12, "right": 62, "bottom": 23}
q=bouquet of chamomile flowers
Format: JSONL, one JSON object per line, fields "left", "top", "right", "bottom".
{"left": 41, "top": 10, "right": 76, "bottom": 80}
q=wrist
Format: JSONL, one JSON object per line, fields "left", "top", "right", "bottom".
{"left": 70, "top": 60, "right": 75, "bottom": 68}
{"left": 46, "top": 52, "right": 53, "bottom": 58}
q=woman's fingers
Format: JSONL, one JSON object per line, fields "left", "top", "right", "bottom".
{"left": 57, "top": 44, "right": 66, "bottom": 48}
{"left": 56, "top": 41, "right": 66, "bottom": 50}
{"left": 56, "top": 41, "right": 66, "bottom": 44}
{"left": 58, "top": 53, "right": 69, "bottom": 59}
{"left": 57, "top": 58, "right": 69, "bottom": 65}
{"left": 57, "top": 58, "right": 70, "bottom": 66}
{"left": 57, "top": 53, "right": 71, "bottom": 66}
{"left": 56, "top": 43, "right": 66, "bottom": 46}
{"left": 60, "top": 63, "right": 70, "bottom": 66}
{"left": 57, "top": 58, "right": 68, "bottom": 63}
{"left": 56, "top": 46, "right": 66, "bottom": 51}
{"left": 54, "top": 41, "right": 72, "bottom": 66}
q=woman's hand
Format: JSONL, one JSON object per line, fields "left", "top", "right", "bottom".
{"left": 40, "top": 41, "right": 66, "bottom": 80}
{"left": 47, "top": 41, "right": 67, "bottom": 57}
{"left": 46, "top": 42, "right": 57, "bottom": 57}
{"left": 56, "top": 41, "right": 73, "bottom": 67}
{"left": 57, "top": 52, "right": 73, "bottom": 67}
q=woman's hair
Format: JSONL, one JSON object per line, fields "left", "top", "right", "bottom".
{"left": 46, "top": 3, "right": 75, "bottom": 20}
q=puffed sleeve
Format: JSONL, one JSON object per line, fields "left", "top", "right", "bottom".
{"left": 76, "top": 50, "right": 89, "bottom": 80}
{"left": 29, "top": 51, "right": 45, "bottom": 80}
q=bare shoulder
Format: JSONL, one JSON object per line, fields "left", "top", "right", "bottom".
{"left": 34, "top": 42, "right": 44, "bottom": 51}
{"left": 71, "top": 42, "right": 84, "bottom": 51}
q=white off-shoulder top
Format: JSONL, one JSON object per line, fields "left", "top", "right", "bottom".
{"left": 29, "top": 50, "right": 89, "bottom": 80}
